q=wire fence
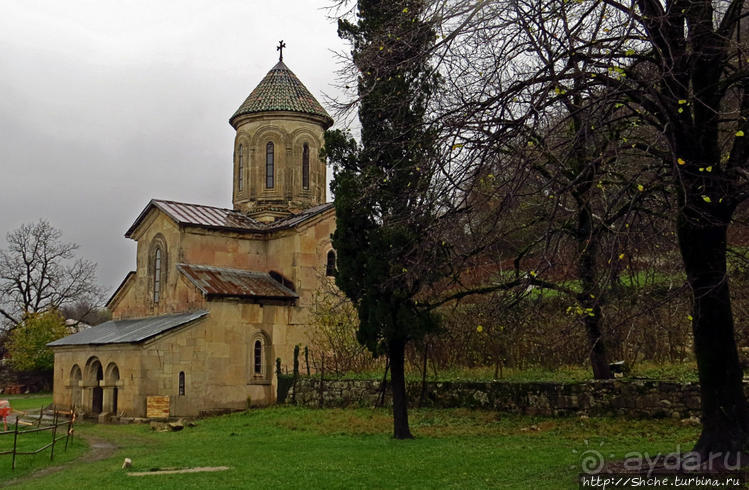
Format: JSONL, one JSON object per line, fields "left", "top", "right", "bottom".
{"left": 0, "top": 407, "right": 76, "bottom": 470}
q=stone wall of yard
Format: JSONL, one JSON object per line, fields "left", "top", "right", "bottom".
{"left": 286, "top": 378, "right": 736, "bottom": 418}
{"left": 0, "top": 364, "right": 51, "bottom": 393}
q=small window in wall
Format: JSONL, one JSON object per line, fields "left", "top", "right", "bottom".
{"left": 178, "top": 371, "right": 185, "bottom": 396}
{"left": 302, "top": 143, "right": 310, "bottom": 190}
{"left": 254, "top": 340, "right": 263, "bottom": 376}
{"left": 266, "top": 142, "right": 275, "bottom": 189}
{"left": 326, "top": 250, "right": 336, "bottom": 277}
{"left": 238, "top": 144, "right": 244, "bottom": 191}
{"left": 154, "top": 247, "right": 162, "bottom": 303}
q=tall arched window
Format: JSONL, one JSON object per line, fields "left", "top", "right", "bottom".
{"left": 154, "top": 247, "right": 162, "bottom": 303}
{"left": 326, "top": 250, "right": 337, "bottom": 277}
{"left": 254, "top": 340, "right": 263, "bottom": 376}
{"left": 302, "top": 143, "right": 310, "bottom": 190}
{"left": 266, "top": 142, "right": 274, "bottom": 189}
{"left": 237, "top": 144, "right": 244, "bottom": 191}
{"left": 178, "top": 371, "right": 185, "bottom": 396}
{"left": 149, "top": 235, "right": 167, "bottom": 304}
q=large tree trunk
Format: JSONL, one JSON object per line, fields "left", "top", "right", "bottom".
{"left": 389, "top": 338, "right": 413, "bottom": 439}
{"left": 583, "top": 305, "right": 612, "bottom": 380}
{"left": 677, "top": 207, "right": 749, "bottom": 461}
{"left": 577, "top": 199, "right": 613, "bottom": 380}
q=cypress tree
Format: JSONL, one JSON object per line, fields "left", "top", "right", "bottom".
{"left": 327, "top": 0, "right": 440, "bottom": 439}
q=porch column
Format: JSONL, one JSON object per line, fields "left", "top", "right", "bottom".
{"left": 81, "top": 385, "right": 94, "bottom": 415}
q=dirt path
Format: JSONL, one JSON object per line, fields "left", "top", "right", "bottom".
{"left": 3, "top": 433, "right": 118, "bottom": 487}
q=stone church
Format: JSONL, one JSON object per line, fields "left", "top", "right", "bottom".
{"left": 49, "top": 55, "right": 337, "bottom": 419}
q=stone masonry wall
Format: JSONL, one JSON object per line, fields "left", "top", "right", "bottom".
{"left": 287, "top": 378, "right": 739, "bottom": 418}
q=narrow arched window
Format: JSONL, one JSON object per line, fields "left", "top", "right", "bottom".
{"left": 302, "top": 143, "right": 310, "bottom": 190}
{"left": 178, "top": 371, "right": 185, "bottom": 396}
{"left": 238, "top": 144, "right": 244, "bottom": 191}
{"left": 154, "top": 247, "right": 162, "bottom": 303}
{"left": 326, "top": 250, "right": 336, "bottom": 277}
{"left": 266, "top": 142, "right": 274, "bottom": 189}
{"left": 254, "top": 340, "right": 263, "bottom": 375}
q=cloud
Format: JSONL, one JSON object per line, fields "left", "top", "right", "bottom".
{"left": 0, "top": 0, "right": 347, "bottom": 293}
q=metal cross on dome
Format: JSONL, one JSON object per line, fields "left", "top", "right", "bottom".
{"left": 277, "top": 40, "right": 286, "bottom": 62}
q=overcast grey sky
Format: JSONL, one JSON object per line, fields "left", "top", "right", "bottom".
{"left": 0, "top": 1, "right": 348, "bottom": 295}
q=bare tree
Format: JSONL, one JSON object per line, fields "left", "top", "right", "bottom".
{"left": 59, "top": 300, "right": 111, "bottom": 327}
{"left": 423, "top": 0, "right": 674, "bottom": 380}
{"left": 432, "top": 0, "right": 749, "bottom": 462}
{"left": 0, "top": 220, "right": 103, "bottom": 330}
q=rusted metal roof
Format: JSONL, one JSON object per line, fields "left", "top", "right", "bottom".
{"left": 125, "top": 199, "right": 334, "bottom": 238}
{"left": 178, "top": 264, "right": 298, "bottom": 300}
{"left": 48, "top": 311, "right": 208, "bottom": 347}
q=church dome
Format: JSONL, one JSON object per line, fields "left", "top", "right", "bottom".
{"left": 229, "top": 61, "right": 333, "bottom": 129}
{"left": 229, "top": 56, "right": 333, "bottom": 220}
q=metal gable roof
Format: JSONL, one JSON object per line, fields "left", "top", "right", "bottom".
{"left": 125, "top": 200, "right": 264, "bottom": 237}
{"left": 125, "top": 199, "right": 334, "bottom": 238}
{"left": 48, "top": 311, "right": 208, "bottom": 347}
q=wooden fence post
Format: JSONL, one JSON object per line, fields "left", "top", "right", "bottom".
{"left": 3, "top": 409, "right": 77, "bottom": 469}
{"left": 65, "top": 411, "right": 73, "bottom": 451}
{"left": 69, "top": 410, "right": 75, "bottom": 447}
{"left": 37, "top": 405, "right": 43, "bottom": 427}
{"left": 318, "top": 354, "right": 325, "bottom": 408}
{"left": 49, "top": 408, "right": 58, "bottom": 461}
{"left": 11, "top": 417, "right": 19, "bottom": 470}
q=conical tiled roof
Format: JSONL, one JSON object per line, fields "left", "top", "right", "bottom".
{"left": 230, "top": 61, "right": 333, "bottom": 128}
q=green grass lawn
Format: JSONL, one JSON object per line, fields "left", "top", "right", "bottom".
{"left": 3, "top": 407, "right": 700, "bottom": 489}
{"left": 1, "top": 394, "right": 53, "bottom": 413}
{"left": 0, "top": 393, "right": 83, "bottom": 481}
{"left": 0, "top": 412, "right": 86, "bottom": 483}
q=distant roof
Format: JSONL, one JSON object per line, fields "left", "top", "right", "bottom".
{"left": 230, "top": 61, "right": 333, "bottom": 128}
{"left": 64, "top": 319, "right": 90, "bottom": 334}
{"left": 48, "top": 311, "right": 208, "bottom": 347}
{"left": 178, "top": 264, "right": 298, "bottom": 300}
{"left": 125, "top": 199, "right": 333, "bottom": 238}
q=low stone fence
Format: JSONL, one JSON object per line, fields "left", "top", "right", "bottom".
{"left": 287, "top": 378, "right": 731, "bottom": 418}
{"left": 0, "top": 365, "right": 51, "bottom": 394}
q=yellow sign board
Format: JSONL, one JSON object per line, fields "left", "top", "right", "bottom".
{"left": 146, "top": 395, "right": 170, "bottom": 418}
